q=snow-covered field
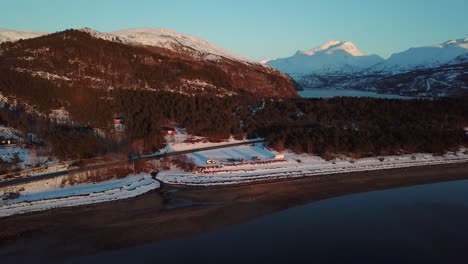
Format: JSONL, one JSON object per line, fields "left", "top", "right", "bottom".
{"left": 154, "top": 128, "right": 261, "bottom": 154}
{"left": 0, "top": 125, "right": 71, "bottom": 183}
{"left": 185, "top": 144, "right": 274, "bottom": 167}
{"left": 158, "top": 145, "right": 468, "bottom": 186}
{"left": 0, "top": 173, "right": 159, "bottom": 217}
{"left": 0, "top": 146, "right": 68, "bottom": 182}
{"left": 0, "top": 126, "right": 60, "bottom": 171}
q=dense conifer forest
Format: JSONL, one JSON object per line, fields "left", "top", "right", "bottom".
{"left": 0, "top": 87, "right": 466, "bottom": 160}
{"left": 0, "top": 29, "right": 466, "bottom": 161}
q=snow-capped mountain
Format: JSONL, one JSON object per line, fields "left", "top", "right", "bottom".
{"left": 0, "top": 28, "right": 46, "bottom": 43}
{"left": 0, "top": 28, "right": 298, "bottom": 100}
{"left": 1, "top": 27, "right": 252, "bottom": 63}
{"left": 111, "top": 28, "right": 249, "bottom": 62}
{"left": 78, "top": 27, "right": 133, "bottom": 45}
{"left": 269, "top": 38, "right": 468, "bottom": 97}
{"left": 370, "top": 38, "right": 468, "bottom": 73}
{"left": 265, "top": 40, "right": 384, "bottom": 75}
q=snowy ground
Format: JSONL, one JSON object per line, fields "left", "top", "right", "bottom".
{"left": 154, "top": 127, "right": 261, "bottom": 154}
{"left": 0, "top": 173, "right": 159, "bottom": 217}
{"left": 0, "top": 125, "right": 22, "bottom": 140}
{"left": 0, "top": 147, "right": 68, "bottom": 183}
{"left": 158, "top": 145, "right": 468, "bottom": 186}
{"left": 186, "top": 144, "right": 274, "bottom": 166}
{"left": 0, "top": 146, "right": 61, "bottom": 169}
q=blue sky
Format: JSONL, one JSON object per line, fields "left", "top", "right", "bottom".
{"left": 1, "top": 0, "right": 467, "bottom": 60}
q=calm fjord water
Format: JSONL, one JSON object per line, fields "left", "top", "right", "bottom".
{"left": 299, "top": 88, "right": 414, "bottom": 99}
{"left": 70, "top": 179, "right": 468, "bottom": 264}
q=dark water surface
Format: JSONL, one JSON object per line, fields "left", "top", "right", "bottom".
{"left": 65, "top": 179, "right": 468, "bottom": 264}
{"left": 299, "top": 88, "right": 414, "bottom": 99}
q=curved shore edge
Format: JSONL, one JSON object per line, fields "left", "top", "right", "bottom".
{"left": 157, "top": 155, "right": 468, "bottom": 186}
{"left": 1, "top": 162, "right": 468, "bottom": 256}
{"left": 0, "top": 174, "right": 159, "bottom": 218}
{"left": 1, "top": 153, "right": 468, "bottom": 218}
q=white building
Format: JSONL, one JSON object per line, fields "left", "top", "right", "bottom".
{"left": 49, "top": 108, "right": 71, "bottom": 125}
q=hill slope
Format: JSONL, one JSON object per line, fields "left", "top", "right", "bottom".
{"left": 0, "top": 28, "right": 46, "bottom": 43}
{"left": 0, "top": 28, "right": 298, "bottom": 105}
{"left": 111, "top": 28, "right": 249, "bottom": 62}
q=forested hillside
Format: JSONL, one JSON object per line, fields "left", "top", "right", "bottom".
{"left": 243, "top": 97, "right": 468, "bottom": 158}
{"left": 0, "top": 29, "right": 298, "bottom": 102}
{"left": 0, "top": 29, "right": 466, "bottom": 161}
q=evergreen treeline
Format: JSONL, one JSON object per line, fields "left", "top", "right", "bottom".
{"left": 2, "top": 75, "right": 468, "bottom": 161}
{"left": 1, "top": 87, "right": 467, "bottom": 160}
{"left": 243, "top": 97, "right": 468, "bottom": 158}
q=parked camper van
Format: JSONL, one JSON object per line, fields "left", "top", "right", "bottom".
{"left": 274, "top": 154, "right": 285, "bottom": 160}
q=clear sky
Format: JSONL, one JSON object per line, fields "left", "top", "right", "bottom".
{"left": 1, "top": 0, "right": 467, "bottom": 60}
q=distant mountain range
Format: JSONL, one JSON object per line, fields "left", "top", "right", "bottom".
{"left": 263, "top": 38, "right": 468, "bottom": 97}
{"left": 1, "top": 27, "right": 467, "bottom": 98}
{"left": 0, "top": 28, "right": 47, "bottom": 43}
{"left": 265, "top": 40, "right": 384, "bottom": 75}
{"left": 370, "top": 38, "right": 468, "bottom": 73}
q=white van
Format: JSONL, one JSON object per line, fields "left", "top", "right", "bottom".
{"left": 274, "top": 154, "right": 285, "bottom": 160}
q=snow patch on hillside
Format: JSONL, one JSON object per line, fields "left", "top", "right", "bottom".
{"left": 79, "top": 27, "right": 135, "bottom": 45}
{"left": 112, "top": 28, "right": 250, "bottom": 63}
{"left": 14, "top": 68, "right": 72, "bottom": 81}
{"left": 0, "top": 28, "right": 46, "bottom": 43}
{"left": 0, "top": 126, "right": 23, "bottom": 141}
{"left": 259, "top": 58, "right": 275, "bottom": 64}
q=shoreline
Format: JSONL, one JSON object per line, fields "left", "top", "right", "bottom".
{"left": 0, "top": 155, "right": 468, "bottom": 219}
{"left": 161, "top": 159, "right": 468, "bottom": 188}
{"left": 1, "top": 162, "right": 468, "bottom": 258}
{"left": 157, "top": 149, "right": 468, "bottom": 186}
{"left": 2, "top": 157, "right": 467, "bottom": 218}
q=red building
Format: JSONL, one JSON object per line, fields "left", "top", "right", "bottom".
{"left": 162, "top": 127, "right": 177, "bottom": 135}
{"left": 114, "top": 116, "right": 125, "bottom": 132}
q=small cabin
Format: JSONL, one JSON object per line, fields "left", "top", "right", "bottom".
{"left": 0, "top": 137, "right": 18, "bottom": 146}
{"left": 49, "top": 108, "right": 71, "bottom": 125}
{"left": 162, "top": 127, "right": 177, "bottom": 135}
{"left": 114, "top": 116, "right": 125, "bottom": 132}
{"left": 114, "top": 117, "right": 124, "bottom": 125}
